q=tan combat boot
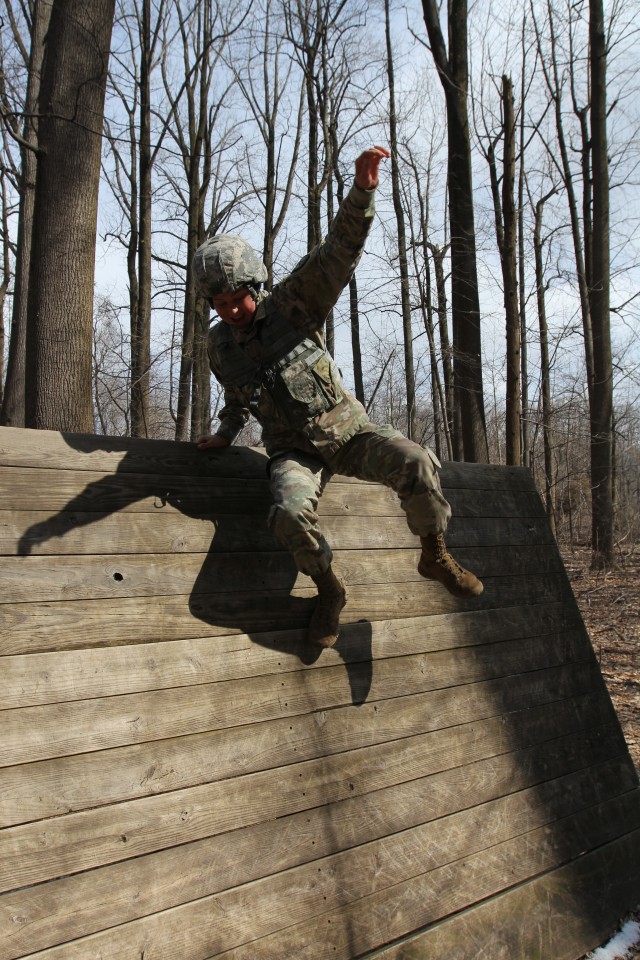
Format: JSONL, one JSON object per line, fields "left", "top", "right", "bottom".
{"left": 418, "top": 533, "right": 484, "bottom": 598}
{"left": 308, "top": 567, "right": 347, "bottom": 647}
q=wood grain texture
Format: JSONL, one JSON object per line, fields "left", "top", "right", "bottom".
{"left": 372, "top": 822, "right": 640, "bottom": 960}
{"left": 0, "top": 426, "right": 637, "bottom": 960}
{"left": 2, "top": 751, "right": 630, "bottom": 959}
{"left": 0, "top": 667, "right": 610, "bottom": 831}
{"left": 1, "top": 602, "right": 581, "bottom": 708}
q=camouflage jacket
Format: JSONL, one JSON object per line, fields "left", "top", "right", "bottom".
{"left": 207, "top": 184, "right": 375, "bottom": 458}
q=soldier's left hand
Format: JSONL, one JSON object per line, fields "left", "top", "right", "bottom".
{"left": 355, "top": 146, "right": 391, "bottom": 189}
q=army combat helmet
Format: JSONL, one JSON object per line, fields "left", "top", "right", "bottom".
{"left": 192, "top": 234, "right": 268, "bottom": 300}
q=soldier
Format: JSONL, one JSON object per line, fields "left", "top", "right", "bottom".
{"left": 194, "top": 145, "right": 482, "bottom": 648}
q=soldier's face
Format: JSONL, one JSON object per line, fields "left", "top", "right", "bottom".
{"left": 211, "top": 288, "right": 257, "bottom": 327}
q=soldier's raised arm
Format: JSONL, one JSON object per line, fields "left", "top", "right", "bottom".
{"left": 272, "top": 147, "right": 390, "bottom": 330}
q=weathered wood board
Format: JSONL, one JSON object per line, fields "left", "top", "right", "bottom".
{"left": 0, "top": 425, "right": 638, "bottom": 960}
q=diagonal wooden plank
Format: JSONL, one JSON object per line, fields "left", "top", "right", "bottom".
{"left": 0, "top": 543, "right": 566, "bottom": 604}
{"left": 371, "top": 824, "right": 640, "bottom": 960}
{"left": 0, "top": 629, "right": 596, "bottom": 767}
{"left": 0, "top": 572, "right": 574, "bottom": 653}
{"left": 0, "top": 676, "right": 610, "bottom": 834}
{"left": 2, "top": 748, "right": 630, "bottom": 959}
{"left": 11, "top": 782, "right": 640, "bottom": 960}
{"left": 1, "top": 602, "right": 583, "bottom": 708}
{"left": 200, "top": 794, "right": 640, "bottom": 960}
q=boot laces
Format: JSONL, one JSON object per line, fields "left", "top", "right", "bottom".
{"left": 435, "top": 536, "right": 467, "bottom": 583}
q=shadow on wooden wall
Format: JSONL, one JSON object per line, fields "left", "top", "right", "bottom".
{"left": 0, "top": 425, "right": 638, "bottom": 960}
{"left": 15, "top": 434, "right": 374, "bottom": 703}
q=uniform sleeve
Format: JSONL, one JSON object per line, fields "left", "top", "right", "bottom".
{"left": 271, "top": 184, "right": 376, "bottom": 331}
{"left": 208, "top": 339, "right": 251, "bottom": 444}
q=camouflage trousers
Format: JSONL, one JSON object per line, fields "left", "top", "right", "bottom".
{"left": 267, "top": 423, "right": 452, "bottom": 577}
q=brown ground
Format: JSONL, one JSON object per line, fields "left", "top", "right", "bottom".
{"left": 563, "top": 545, "right": 640, "bottom": 959}
{"left": 563, "top": 544, "right": 640, "bottom": 773}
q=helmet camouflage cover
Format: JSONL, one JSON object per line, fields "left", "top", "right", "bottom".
{"left": 192, "top": 234, "right": 268, "bottom": 298}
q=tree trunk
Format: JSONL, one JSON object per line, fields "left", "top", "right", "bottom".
{"left": 406, "top": 147, "right": 452, "bottom": 459}
{"left": 518, "top": 38, "right": 529, "bottom": 467}
{"left": 501, "top": 75, "right": 521, "bottom": 466}
{"left": 1, "top": 0, "right": 52, "bottom": 426}
{"left": 26, "top": 0, "right": 116, "bottom": 431}
{"left": 422, "top": 0, "right": 488, "bottom": 461}
{"left": 385, "top": 0, "right": 415, "bottom": 439}
{"left": 430, "top": 242, "right": 458, "bottom": 459}
{"left": 348, "top": 276, "right": 365, "bottom": 404}
{"left": 130, "top": 0, "right": 153, "bottom": 438}
{"left": 331, "top": 131, "right": 365, "bottom": 404}
{"left": 589, "top": 0, "right": 613, "bottom": 566}
{"left": 534, "top": 191, "right": 557, "bottom": 535}
{"left": 538, "top": 0, "right": 595, "bottom": 399}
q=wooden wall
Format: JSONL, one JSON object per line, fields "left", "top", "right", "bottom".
{"left": 0, "top": 425, "right": 638, "bottom": 960}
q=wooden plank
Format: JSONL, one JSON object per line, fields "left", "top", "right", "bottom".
{"left": 3, "top": 745, "right": 629, "bottom": 958}
{"left": 0, "top": 428, "right": 272, "bottom": 479}
{"left": 1, "top": 603, "right": 583, "bottom": 709}
{"left": 1, "top": 507, "right": 243, "bottom": 556}
{"left": 0, "top": 573, "right": 573, "bottom": 653}
{"left": 0, "top": 428, "right": 539, "bottom": 491}
{"left": 199, "top": 793, "right": 640, "bottom": 960}
{"left": 13, "top": 781, "right": 640, "bottom": 959}
{"left": 0, "top": 509, "right": 391, "bottom": 555}
{"left": 0, "top": 542, "right": 566, "bottom": 604}
{"left": 0, "top": 464, "right": 546, "bottom": 521}
{"left": 0, "top": 740, "right": 631, "bottom": 960}
{"left": 0, "top": 679, "right": 610, "bottom": 838}
{"left": 0, "top": 664, "right": 604, "bottom": 826}
{"left": 372, "top": 824, "right": 640, "bottom": 960}
{"left": 0, "top": 466, "right": 389, "bottom": 516}
{"left": 0, "top": 719, "right": 628, "bottom": 923}
{"left": 445, "top": 486, "right": 545, "bottom": 517}
{"left": 1, "top": 510, "right": 555, "bottom": 559}
{"left": 0, "top": 630, "right": 595, "bottom": 767}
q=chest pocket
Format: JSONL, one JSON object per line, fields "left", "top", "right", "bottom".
{"left": 263, "top": 342, "right": 344, "bottom": 428}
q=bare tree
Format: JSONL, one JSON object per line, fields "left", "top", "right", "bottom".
{"left": 589, "top": 0, "right": 613, "bottom": 566}
{"left": 102, "top": 0, "right": 168, "bottom": 438}
{"left": 229, "top": 0, "right": 304, "bottom": 285}
{"left": 283, "top": 0, "right": 368, "bottom": 358}
{"left": 480, "top": 74, "right": 521, "bottom": 465}
{"left": 421, "top": 0, "right": 488, "bottom": 462}
{"left": 164, "top": 0, "right": 222, "bottom": 441}
{"left": 404, "top": 137, "right": 453, "bottom": 460}
{"left": 0, "top": 0, "right": 52, "bottom": 425}
{"left": 532, "top": 0, "right": 595, "bottom": 398}
{"left": 26, "top": 0, "right": 116, "bottom": 430}
{"left": 384, "top": 0, "right": 415, "bottom": 439}
{"left": 159, "top": 0, "right": 255, "bottom": 440}
{"left": 532, "top": 184, "right": 558, "bottom": 533}
{"left": 130, "top": 0, "right": 167, "bottom": 437}
{"left": 93, "top": 294, "right": 130, "bottom": 435}
{"left": 533, "top": 0, "right": 615, "bottom": 565}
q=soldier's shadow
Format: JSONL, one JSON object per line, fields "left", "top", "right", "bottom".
{"left": 17, "top": 433, "right": 373, "bottom": 706}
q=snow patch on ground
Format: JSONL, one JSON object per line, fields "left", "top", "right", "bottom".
{"left": 586, "top": 920, "right": 640, "bottom": 960}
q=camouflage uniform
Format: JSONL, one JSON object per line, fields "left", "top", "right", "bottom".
{"left": 204, "top": 184, "right": 452, "bottom": 576}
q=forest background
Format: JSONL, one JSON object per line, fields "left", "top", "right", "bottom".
{"left": 1, "top": 0, "right": 639, "bottom": 569}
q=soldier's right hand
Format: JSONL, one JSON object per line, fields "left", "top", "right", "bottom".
{"left": 196, "top": 434, "right": 231, "bottom": 450}
{"left": 354, "top": 146, "right": 390, "bottom": 190}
